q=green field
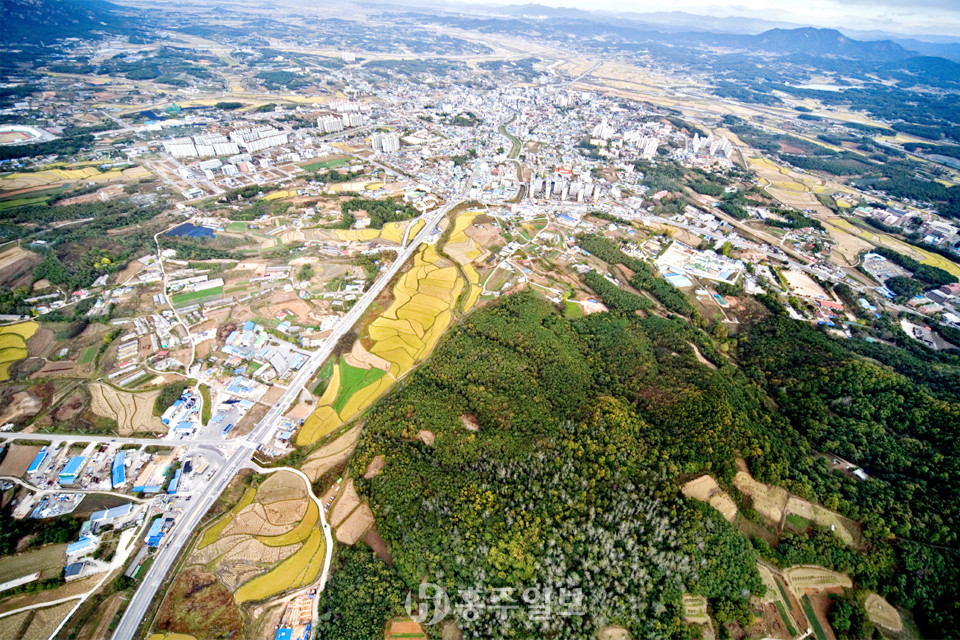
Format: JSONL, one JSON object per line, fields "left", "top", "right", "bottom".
{"left": 172, "top": 286, "right": 224, "bottom": 306}
{"left": 226, "top": 221, "right": 249, "bottom": 233}
{"left": 785, "top": 513, "right": 813, "bottom": 532}
{"left": 332, "top": 356, "right": 386, "bottom": 413}
{"left": 774, "top": 600, "right": 797, "bottom": 636}
{"left": 801, "top": 595, "right": 829, "bottom": 640}
{"left": 78, "top": 346, "right": 98, "bottom": 365}
{"left": 564, "top": 300, "right": 583, "bottom": 319}
{"left": 302, "top": 158, "right": 347, "bottom": 172}
{"left": 0, "top": 196, "right": 49, "bottom": 211}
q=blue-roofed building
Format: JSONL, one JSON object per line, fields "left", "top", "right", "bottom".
{"left": 167, "top": 469, "right": 181, "bottom": 494}
{"left": 64, "top": 562, "right": 84, "bottom": 581}
{"left": 27, "top": 449, "right": 47, "bottom": 474}
{"left": 133, "top": 484, "right": 163, "bottom": 494}
{"left": 59, "top": 456, "right": 86, "bottom": 485}
{"left": 275, "top": 629, "right": 292, "bottom": 640}
{"left": 112, "top": 451, "right": 126, "bottom": 488}
{"left": 66, "top": 537, "right": 95, "bottom": 557}
{"left": 146, "top": 518, "right": 164, "bottom": 547}
{"left": 242, "top": 320, "right": 255, "bottom": 332}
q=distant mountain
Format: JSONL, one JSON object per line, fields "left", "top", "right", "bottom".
{"left": 744, "top": 28, "right": 914, "bottom": 61}
{"left": 0, "top": 0, "right": 132, "bottom": 43}
{"left": 892, "top": 39, "right": 960, "bottom": 62}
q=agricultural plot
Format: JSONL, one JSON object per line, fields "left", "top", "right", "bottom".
{"left": 865, "top": 593, "right": 902, "bottom": 632}
{"left": 785, "top": 496, "right": 862, "bottom": 548}
{"left": 172, "top": 286, "right": 224, "bottom": 306}
{"left": 681, "top": 594, "right": 710, "bottom": 624}
{"left": 297, "top": 244, "right": 463, "bottom": 446}
{"left": 444, "top": 212, "right": 487, "bottom": 312}
{"left": 0, "top": 544, "right": 67, "bottom": 582}
{"left": 0, "top": 444, "right": 43, "bottom": 477}
{"left": 189, "top": 472, "right": 324, "bottom": 602}
{"left": 300, "top": 424, "right": 363, "bottom": 482}
{"left": 384, "top": 617, "right": 426, "bottom": 639}
{"left": 680, "top": 474, "right": 738, "bottom": 522}
{"left": 0, "top": 321, "right": 37, "bottom": 382}
{"left": 733, "top": 467, "right": 789, "bottom": 526}
{"left": 88, "top": 383, "right": 166, "bottom": 435}
{"left": 0, "top": 601, "right": 77, "bottom": 640}
{"left": 785, "top": 566, "right": 852, "bottom": 597}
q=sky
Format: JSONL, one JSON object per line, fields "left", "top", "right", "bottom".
{"left": 490, "top": 0, "right": 960, "bottom": 37}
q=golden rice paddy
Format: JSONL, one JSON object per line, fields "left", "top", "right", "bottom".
{"left": 0, "top": 321, "right": 37, "bottom": 381}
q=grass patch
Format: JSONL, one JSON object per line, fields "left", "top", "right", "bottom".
{"left": 199, "top": 384, "right": 211, "bottom": 425}
{"left": 564, "top": 300, "right": 583, "bottom": 319}
{"left": 332, "top": 356, "right": 386, "bottom": 414}
{"left": 785, "top": 513, "right": 813, "bottom": 532}
{"left": 226, "top": 221, "right": 249, "bottom": 233}
{"left": 171, "top": 286, "right": 224, "bottom": 306}
{"left": 801, "top": 594, "right": 828, "bottom": 640}
{"left": 77, "top": 346, "right": 98, "bottom": 365}
{"left": 302, "top": 158, "right": 347, "bottom": 172}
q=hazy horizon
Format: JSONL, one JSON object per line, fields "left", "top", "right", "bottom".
{"left": 466, "top": 0, "right": 960, "bottom": 38}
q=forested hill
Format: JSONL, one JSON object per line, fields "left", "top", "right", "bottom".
{"left": 314, "top": 292, "right": 960, "bottom": 639}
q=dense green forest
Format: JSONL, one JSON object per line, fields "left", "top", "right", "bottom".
{"left": 335, "top": 197, "right": 419, "bottom": 230}
{"left": 348, "top": 294, "right": 766, "bottom": 638}
{"left": 318, "top": 285, "right": 960, "bottom": 638}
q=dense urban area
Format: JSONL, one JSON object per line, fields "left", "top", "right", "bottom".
{"left": 1, "top": 0, "right": 959, "bottom": 639}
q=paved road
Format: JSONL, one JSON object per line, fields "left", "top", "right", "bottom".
{"left": 0, "top": 433, "right": 234, "bottom": 448}
{"left": 111, "top": 199, "right": 458, "bottom": 640}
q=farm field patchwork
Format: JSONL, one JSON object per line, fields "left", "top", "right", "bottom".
{"left": 185, "top": 471, "right": 324, "bottom": 604}
{"left": 89, "top": 383, "right": 166, "bottom": 436}
{"left": 297, "top": 242, "right": 465, "bottom": 445}
{"left": 0, "top": 321, "right": 38, "bottom": 381}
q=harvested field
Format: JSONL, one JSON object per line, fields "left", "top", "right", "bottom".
{"left": 257, "top": 470, "right": 308, "bottom": 504}
{"left": 680, "top": 475, "right": 738, "bottom": 522}
{"left": 682, "top": 593, "right": 710, "bottom": 624}
{"left": 598, "top": 626, "right": 630, "bottom": 640}
{"left": 0, "top": 390, "right": 42, "bottom": 426}
{"left": 0, "top": 543, "right": 67, "bottom": 582}
{"left": 733, "top": 468, "right": 788, "bottom": 526}
{"left": 362, "top": 454, "right": 385, "bottom": 480}
{"left": 234, "top": 528, "right": 325, "bottom": 603}
{"left": 335, "top": 504, "right": 374, "bottom": 545}
{"left": 784, "top": 566, "right": 852, "bottom": 597}
{"left": 301, "top": 424, "right": 363, "bottom": 482}
{"left": 785, "top": 496, "right": 862, "bottom": 548}
{"left": 155, "top": 568, "right": 242, "bottom": 640}
{"left": 0, "top": 576, "right": 94, "bottom": 614}
{"left": 88, "top": 383, "right": 166, "bottom": 435}
{"left": 0, "top": 444, "right": 42, "bottom": 477}
{"left": 385, "top": 617, "right": 426, "bottom": 639}
{"left": 264, "top": 499, "right": 308, "bottom": 527}
{"left": 329, "top": 479, "right": 361, "bottom": 527}
{"left": 22, "top": 600, "right": 76, "bottom": 640}
{"left": 865, "top": 593, "right": 902, "bottom": 631}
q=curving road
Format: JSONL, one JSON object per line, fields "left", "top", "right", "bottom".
{"left": 110, "top": 198, "right": 459, "bottom": 640}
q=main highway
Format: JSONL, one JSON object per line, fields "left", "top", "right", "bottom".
{"left": 110, "top": 198, "right": 459, "bottom": 640}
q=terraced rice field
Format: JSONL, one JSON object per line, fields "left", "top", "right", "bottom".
{"left": 89, "top": 383, "right": 166, "bottom": 435}
{"left": 0, "top": 166, "right": 148, "bottom": 191}
{"left": 297, "top": 243, "right": 463, "bottom": 445}
{"left": 191, "top": 472, "right": 325, "bottom": 601}
{"left": 443, "top": 212, "right": 487, "bottom": 312}
{"left": 332, "top": 218, "right": 419, "bottom": 244}
{"left": 0, "top": 321, "right": 37, "bottom": 381}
